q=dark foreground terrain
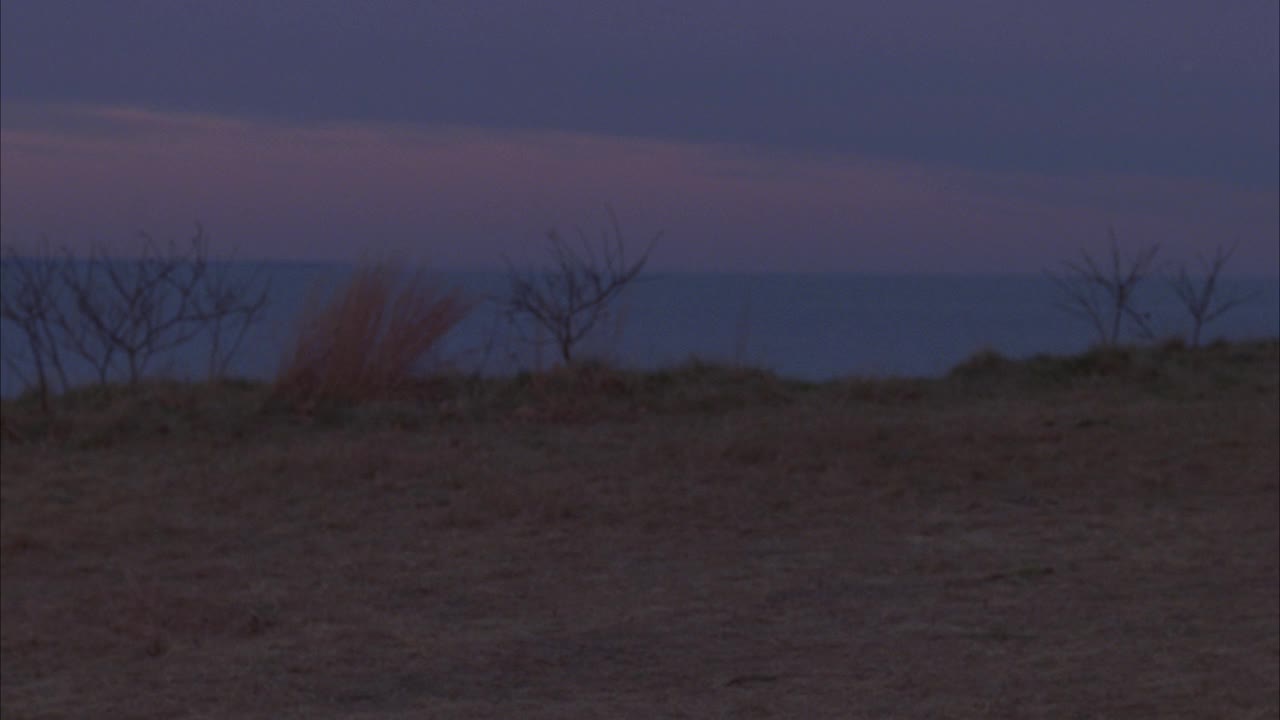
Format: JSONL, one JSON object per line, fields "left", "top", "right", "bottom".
{"left": 3, "top": 341, "right": 1278, "bottom": 718}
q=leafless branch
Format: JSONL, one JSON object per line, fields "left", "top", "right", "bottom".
{"left": 1, "top": 239, "right": 70, "bottom": 410}
{"left": 1, "top": 225, "right": 272, "bottom": 407}
{"left": 505, "top": 206, "right": 659, "bottom": 365}
{"left": 1169, "top": 241, "right": 1256, "bottom": 347}
{"left": 56, "top": 227, "right": 211, "bottom": 383}
{"left": 191, "top": 246, "right": 272, "bottom": 380}
{"left": 1047, "top": 228, "right": 1159, "bottom": 347}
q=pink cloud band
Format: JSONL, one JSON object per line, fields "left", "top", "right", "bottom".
{"left": 2, "top": 101, "right": 1275, "bottom": 273}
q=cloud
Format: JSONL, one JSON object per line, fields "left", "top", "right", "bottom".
{"left": 3, "top": 1, "right": 1276, "bottom": 189}
{"left": 1, "top": 101, "right": 1276, "bottom": 273}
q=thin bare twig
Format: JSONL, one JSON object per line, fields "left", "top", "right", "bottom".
{"left": 1169, "top": 241, "right": 1257, "bottom": 347}
{"left": 1047, "top": 228, "right": 1159, "bottom": 347}
{"left": 1, "top": 238, "right": 70, "bottom": 410}
{"left": 1, "top": 225, "right": 272, "bottom": 408}
{"left": 505, "top": 206, "right": 659, "bottom": 365}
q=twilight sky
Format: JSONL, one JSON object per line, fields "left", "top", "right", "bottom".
{"left": 2, "top": 1, "right": 1277, "bottom": 272}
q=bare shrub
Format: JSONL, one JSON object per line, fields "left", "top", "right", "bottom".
{"left": 195, "top": 252, "right": 273, "bottom": 380}
{"left": 274, "top": 263, "right": 472, "bottom": 407}
{"left": 0, "top": 239, "right": 71, "bottom": 412}
{"left": 506, "top": 206, "right": 659, "bottom": 365}
{"left": 1048, "top": 228, "right": 1160, "bottom": 346}
{"left": 58, "top": 229, "right": 211, "bottom": 384}
{"left": 1169, "top": 241, "right": 1257, "bottom": 347}
{"left": 1, "top": 226, "right": 269, "bottom": 407}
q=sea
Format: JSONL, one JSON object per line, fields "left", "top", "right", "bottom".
{"left": 2, "top": 264, "right": 1277, "bottom": 398}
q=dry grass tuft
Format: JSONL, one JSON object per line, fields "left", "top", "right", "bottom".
{"left": 273, "top": 263, "right": 472, "bottom": 408}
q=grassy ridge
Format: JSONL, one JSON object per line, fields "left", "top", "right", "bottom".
{"left": 2, "top": 337, "right": 1276, "bottom": 448}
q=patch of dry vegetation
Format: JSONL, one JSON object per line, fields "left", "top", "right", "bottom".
{"left": 2, "top": 340, "right": 1278, "bottom": 718}
{"left": 272, "top": 263, "right": 472, "bottom": 409}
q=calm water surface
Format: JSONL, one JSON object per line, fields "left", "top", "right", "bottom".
{"left": 2, "top": 265, "right": 1277, "bottom": 396}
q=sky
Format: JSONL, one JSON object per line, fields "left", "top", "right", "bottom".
{"left": 1, "top": 1, "right": 1277, "bottom": 273}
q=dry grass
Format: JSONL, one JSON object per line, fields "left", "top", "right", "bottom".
{"left": 2, "top": 340, "right": 1278, "bottom": 718}
{"left": 273, "top": 263, "right": 472, "bottom": 408}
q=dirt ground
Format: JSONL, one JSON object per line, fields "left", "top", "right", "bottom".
{"left": 3, "top": 351, "right": 1278, "bottom": 718}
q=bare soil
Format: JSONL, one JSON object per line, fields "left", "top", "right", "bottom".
{"left": 3, "top": 346, "right": 1278, "bottom": 718}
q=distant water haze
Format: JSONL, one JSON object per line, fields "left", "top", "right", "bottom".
{"left": 2, "top": 266, "right": 1277, "bottom": 398}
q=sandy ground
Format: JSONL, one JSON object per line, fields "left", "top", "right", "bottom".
{"left": 2, "top": 361, "right": 1278, "bottom": 718}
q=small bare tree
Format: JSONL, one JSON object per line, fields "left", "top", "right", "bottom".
{"left": 1169, "top": 241, "right": 1256, "bottom": 347}
{"left": 0, "top": 225, "right": 270, "bottom": 406}
{"left": 506, "top": 207, "right": 659, "bottom": 365}
{"left": 1, "top": 239, "right": 71, "bottom": 411}
{"left": 1048, "top": 228, "right": 1160, "bottom": 347}
{"left": 55, "top": 225, "right": 268, "bottom": 384}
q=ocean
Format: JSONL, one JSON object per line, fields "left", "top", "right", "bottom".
{"left": 2, "top": 264, "right": 1277, "bottom": 397}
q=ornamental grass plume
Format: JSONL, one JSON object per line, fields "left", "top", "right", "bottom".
{"left": 275, "top": 262, "right": 472, "bottom": 407}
